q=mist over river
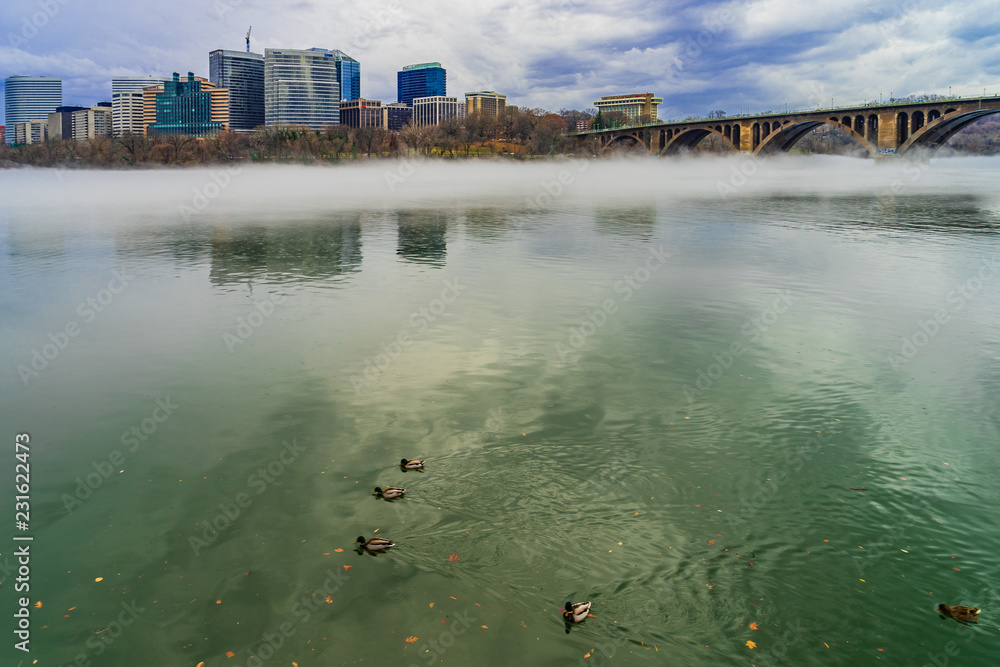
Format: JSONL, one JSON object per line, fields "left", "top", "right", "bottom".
{"left": 2, "top": 156, "right": 1000, "bottom": 666}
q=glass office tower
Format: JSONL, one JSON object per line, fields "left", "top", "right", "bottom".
{"left": 209, "top": 50, "right": 265, "bottom": 132}
{"left": 265, "top": 48, "right": 340, "bottom": 129}
{"left": 147, "top": 72, "right": 227, "bottom": 136}
{"left": 4, "top": 75, "right": 62, "bottom": 143}
{"left": 331, "top": 50, "right": 361, "bottom": 101}
{"left": 397, "top": 63, "right": 446, "bottom": 107}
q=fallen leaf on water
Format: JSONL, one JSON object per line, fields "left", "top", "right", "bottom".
{"left": 225, "top": 651, "right": 235, "bottom": 658}
{"left": 95, "top": 577, "right": 103, "bottom": 582}
{"left": 481, "top": 625, "right": 489, "bottom": 629}
{"left": 34, "top": 601, "right": 42, "bottom": 609}
{"left": 325, "top": 596, "right": 333, "bottom": 604}
{"left": 878, "top": 648, "right": 884, "bottom": 652}
{"left": 449, "top": 596, "right": 458, "bottom": 600}
{"left": 824, "top": 643, "right": 830, "bottom": 648}
{"left": 449, "top": 554, "right": 460, "bottom": 562}
{"left": 746, "top": 640, "right": 757, "bottom": 649}
{"left": 334, "top": 548, "right": 344, "bottom": 553}
{"left": 587, "top": 613, "right": 596, "bottom": 618}
{"left": 475, "top": 603, "right": 482, "bottom": 607}
{"left": 68, "top": 606, "right": 76, "bottom": 611}
{"left": 708, "top": 540, "right": 715, "bottom": 545}
{"left": 953, "top": 567, "right": 961, "bottom": 571}
{"left": 216, "top": 600, "right": 222, "bottom": 604}
{"left": 343, "top": 565, "right": 352, "bottom": 572}
{"left": 405, "top": 636, "right": 418, "bottom": 643}
{"left": 429, "top": 603, "right": 434, "bottom": 608}
{"left": 749, "top": 622, "right": 758, "bottom": 630}
{"left": 197, "top": 662, "right": 205, "bottom": 667}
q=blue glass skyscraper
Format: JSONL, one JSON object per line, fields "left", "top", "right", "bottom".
{"left": 397, "top": 63, "right": 446, "bottom": 107}
{"left": 333, "top": 51, "right": 360, "bottom": 101}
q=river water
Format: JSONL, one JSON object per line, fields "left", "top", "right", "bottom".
{"left": 2, "top": 157, "right": 999, "bottom": 666}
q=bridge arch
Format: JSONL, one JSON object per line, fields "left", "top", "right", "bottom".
{"left": 899, "top": 107, "right": 1000, "bottom": 154}
{"left": 658, "top": 126, "right": 738, "bottom": 155}
{"left": 600, "top": 131, "right": 646, "bottom": 153}
{"left": 755, "top": 118, "right": 876, "bottom": 156}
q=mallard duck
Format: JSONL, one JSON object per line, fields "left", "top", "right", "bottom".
{"left": 400, "top": 458, "right": 424, "bottom": 469}
{"left": 355, "top": 535, "right": 395, "bottom": 551}
{"left": 563, "top": 601, "right": 592, "bottom": 623}
{"left": 938, "top": 604, "right": 981, "bottom": 622}
{"left": 373, "top": 486, "right": 406, "bottom": 499}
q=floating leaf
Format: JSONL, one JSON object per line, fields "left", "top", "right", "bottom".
{"left": 325, "top": 596, "right": 333, "bottom": 604}
{"left": 216, "top": 600, "right": 222, "bottom": 604}
{"left": 405, "top": 636, "right": 419, "bottom": 643}
{"left": 708, "top": 540, "right": 715, "bottom": 545}
{"left": 429, "top": 603, "right": 434, "bottom": 608}
{"left": 481, "top": 625, "right": 488, "bottom": 629}
{"left": 749, "top": 622, "right": 758, "bottom": 630}
{"left": 95, "top": 577, "right": 104, "bottom": 582}
{"left": 34, "top": 601, "right": 42, "bottom": 609}
{"left": 746, "top": 640, "right": 757, "bottom": 649}
{"left": 334, "top": 548, "right": 344, "bottom": 553}
{"left": 449, "top": 554, "right": 460, "bottom": 562}
{"left": 343, "top": 565, "right": 352, "bottom": 572}
{"left": 225, "top": 651, "right": 235, "bottom": 658}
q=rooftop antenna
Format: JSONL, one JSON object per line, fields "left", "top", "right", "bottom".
{"left": 246, "top": 25, "right": 252, "bottom": 53}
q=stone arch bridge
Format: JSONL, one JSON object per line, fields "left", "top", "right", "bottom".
{"left": 574, "top": 97, "right": 1000, "bottom": 157}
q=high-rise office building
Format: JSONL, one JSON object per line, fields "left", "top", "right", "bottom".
{"left": 209, "top": 50, "right": 264, "bottom": 132}
{"left": 112, "top": 76, "right": 169, "bottom": 96}
{"left": 112, "top": 92, "right": 147, "bottom": 136}
{"left": 331, "top": 50, "right": 361, "bottom": 101}
{"left": 4, "top": 76, "right": 62, "bottom": 143}
{"left": 397, "top": 63, "right": 446, "bottom": 107}
{"left": 412, "top": 96, "right": 465, "bottom": 127}
{"left": 147, "top": 72, "right": 229, "bottom": 136}
{"left": 465, "top": 91, "right": 507, "bottom": 117}
{"left": 264, "top": 48, "right": 340, "bottom": 129}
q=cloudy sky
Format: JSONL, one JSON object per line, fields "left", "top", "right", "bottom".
{"left": 2, "top": 0, "right": 1000, "bottom": 124}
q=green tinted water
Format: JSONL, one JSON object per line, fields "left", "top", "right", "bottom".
{"left": 2, "top": 160, "right": 1000, "bottom": 666}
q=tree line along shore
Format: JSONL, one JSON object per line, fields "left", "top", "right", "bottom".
{"left": 2, "top": 109, "right": 996, "bottom": 168}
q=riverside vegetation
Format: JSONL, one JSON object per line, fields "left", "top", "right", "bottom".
{"left": 2, "top": 108, "right": 997, "bottom": 168}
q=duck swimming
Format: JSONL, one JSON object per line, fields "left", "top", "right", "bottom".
{"left": 563, "top": 601, "right": 592, "bottom": 623}
{"left": 400, "top": 458, "right": 424, "bottom": 469}
{"left": 373, "top": 486, "right": 406, "bottom": 499}
{"left": 938, "top": 604, "right": 980, "bottom": 622}
{"left": 355, "top": 536, "right": 395, "bottom": 551}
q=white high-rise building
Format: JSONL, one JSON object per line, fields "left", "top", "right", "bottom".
{"left": 112, "top": 76, "right": 169, "bottom": 96}
{"left": 4, "top": 75, "right": 62, "bottom": 143}
{"left": 412, "top": 96, "right": 466, "bottom": 127}
{"left": 112, "top": 92, "right": 147, "bottom": 136}
{"left": 264, "top": 48, "right": 340, "bottom": 129}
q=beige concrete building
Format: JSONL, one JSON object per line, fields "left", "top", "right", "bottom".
{"left": 71, "top": 105, "right": 113, "bottom": 140}
{"left": 13, "top": 119, "right": 48, "bottom": 144}
{"left": 594, "top": 93, "right": 662, "bottom": 122}
{"left": 412, "top": 96, "right": 466, "bottom": 127}
{"left": 465, "top": 91, "right": 506, "bottom": 117}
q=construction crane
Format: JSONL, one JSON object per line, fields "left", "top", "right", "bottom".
{"left": 246, "top": 26, "right": 252, "bottom": 53}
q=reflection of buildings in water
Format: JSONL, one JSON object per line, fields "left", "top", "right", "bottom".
{"left": 461, "top": 208, "right": 511, "bottom": 242}
{"left": 209, "top": 217, "right": 362, "bottom": 285}
{"left": 594, "top": 207, "right": 657, "bottom": 239}
{"left": 396, "top": 210, "right": 447, "bottom": 265}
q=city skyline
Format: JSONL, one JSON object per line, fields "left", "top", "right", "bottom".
{"left": 1, "top": 0, "right": 998, "bottom": 126}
